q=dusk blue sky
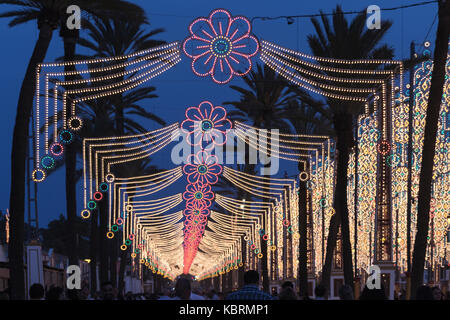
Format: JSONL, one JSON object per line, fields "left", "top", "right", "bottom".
{"left": 0, "top": 0, "right": 438, "bottom": 228}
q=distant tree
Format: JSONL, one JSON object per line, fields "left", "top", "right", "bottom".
{"left": 307, "top": 5, "right": 394, "bottom": 290}
{"left": 40, "top": 214, "right": 90, "bottom": 259}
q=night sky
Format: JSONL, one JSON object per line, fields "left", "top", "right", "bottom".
{"left": 0, "top": 0, "right": 438, "bottom": 228}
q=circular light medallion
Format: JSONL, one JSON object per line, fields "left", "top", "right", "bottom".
{"left": 32, "top": 168, "right": 46, "bottom": 183}
{"left": 59, "top": 130, "right": 73, "bottom": 144}
{"left": 211, "top": 36, "right": 232, "bottom": 58}
{"left": 200, "top": 119, "right": 213, "bottom": 132}
{"left": 87, "top": 200, "right": 97, "bottom": 210}
{"left": 197, "top": 164, "right": 208, "bottom": 174}
{"left": 99, "top": 182, "right": 109, "bottom": 193}
{"left": 93, "top": 191, "right": 103, "bottom": 201}
{"left": 50, "top": 142, "right": 64, "bottom": 157}
{"left": 257, "top": 253, "right": 263, "bottom": 259}
{"left": 105, "top": 173, "right": 115, "bottom": 183}
{"left": 106, "top": 232, "right": 114, "bottom": 239}
{"left": 41, "top": 155, "right": 55, "bottom": 169}
{"left": 80, "top": 209, "right": 91, "bottom": 219}
{"left": 299, "top": 172, "right": 309, "bottom": 181}
{"left": 68, "top": 116, "right": 83, "bottom": 131}
{"left": 319, "top": 198, "right": 328, "bottom": 208}
{"left": 120, "top": 245, "right": 127, "bottom": 251}
{"left": 377, "top": 140, "right": 391, "bottom": 155}
{"left": 194, "top": 191, "right": 203, "bottom": 199}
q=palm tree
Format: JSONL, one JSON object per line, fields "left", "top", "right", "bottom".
{"left": 74, "top": 16, "right": 165, "bottom": 288}
{"left": 306, "top": 5, "right": 394, "bottom": 291}
{"left": 58, "top": 1, "right": 145, "bottom": 275}
{"left": 225, "top": 63, "right": 297, "bottom": 291}
{"left": 282, "top": 99, "right": 332, "bottom": 297}
{"left": 411, "top": 1, "right": 450, "bottom": 298}
{"left": 1, "top": 0, "right": 59, "bottom": 300}
{"left": 0, "top": 0, "right": 145, "bottom": 299}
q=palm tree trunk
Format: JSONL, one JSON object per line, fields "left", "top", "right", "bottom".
{"left": 239, "top": 234, "right": 245, "bottom": 287}
{"left": 319, "top": 213, "right": 340, "bottom": 294}
{"left": 118, "top": 244, "right": 127, "bottom": 295}
{"left": 334, "top": 113, "right": 354, "bottom": 288}
{"left": 99, "top": 200, "right": 109, "bottom": 284}
{"left": 227, "top": 268, "right": 233, "bottom": 290}
{"left": 411, "top": 1, "right": 450, "bottom": 298}
{"left": 8, "top": 22, "right": 54, "bottom": 300}
{"left": 298, "top": 172, "right": 308, "bottom": 298}
{"left": 260, "top": 129, "right": 270, "bottom": 293}
{"left": 89, "top": 209, "right": 99, "bottom": 295}
{"left": 221, "top": 272, "right": 226, "bottom": 293}
{"left": 62, "top": 34, "right": 79, "bottom": 267}
{"left": 112, "top": 76, "right": 125, "bottom": 290}
{"left": 110, "top": 236, "right": 118, "bottom": 288}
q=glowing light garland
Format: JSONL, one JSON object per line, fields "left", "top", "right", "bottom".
{"left": 31, "top": 9, "right": 449, "bottom": 282}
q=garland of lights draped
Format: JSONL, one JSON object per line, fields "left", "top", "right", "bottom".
{"left": 30, "top": 8, "right": 450, "bottom": 282}
{"left": 409, "top": 48, "right": 449, "bottom": 269}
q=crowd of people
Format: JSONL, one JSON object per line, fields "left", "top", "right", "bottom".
{"left": 154, "top": 270, "right": 450, "bottom": 301}
{"left": 0, "top": 270, "right": 448, "bottom": 300}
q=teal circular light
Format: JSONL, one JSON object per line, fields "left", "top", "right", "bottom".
{"left": 59, "top": 129, "right": 73, "bottom": 144}
{"left": 194, "top": 191, "right": 203, "bottom": 199}
{"left": 125, "top": 239, "right": 131, "bottom": 245}
{"left": 193, "top": 209, "right": 201, "bottom": 216}
{"left": 211, "top": 36, "right": 232, "bottom": 57}
{"left": 111, "top": 224, "right": 119, "bottom": 232}
{"left": 99, "top": 182, "right": 109, "bottom": 192}
{"left": 197, "top": 164, "right": 208, "bottom": 174}
{"left": 41, "top": 155, "right": 55, "bottom": 169}
{"left": 87, "top": 200, "right": 97, "bottom": 210}
{"left": 201, "top": 119, "right": 213, "bottom": 132}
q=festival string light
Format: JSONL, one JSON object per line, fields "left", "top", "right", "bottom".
{"left": 31, "top": 8, "right": 449, "bottom": 280}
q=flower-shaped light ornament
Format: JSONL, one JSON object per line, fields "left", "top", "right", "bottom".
{"left": 182, "top": 181, "right": 215, "bottom": 208}
{"left": 183, "top": 150, "right": 223, "bottom": 185}
{"left": 183, "top": 8, "right": 259, "bottom": 84}
{"left": 181, "top": 100, "right": 232, "bottom": 151}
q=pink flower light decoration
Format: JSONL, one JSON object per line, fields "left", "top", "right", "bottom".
{"left": 183, "top": 8, "right": 259, "bottom": 84}
{"left": 183, "top": 200, "right": 210, "bottom": 223}
{"left": 182, "top": 181, "right": 215, "bottom": 208}
{"left": 183, "top": 150, "right": 223, "bottom": 185}
{"left": 181, "top": 101, "right": 232, "bottom": 150}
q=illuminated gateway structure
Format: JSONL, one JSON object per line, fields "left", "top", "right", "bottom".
{"left": 31, "top": 9, "right": 449, "bottom": 298}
